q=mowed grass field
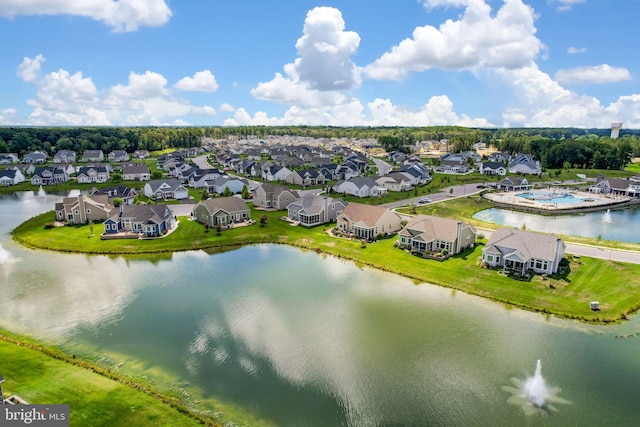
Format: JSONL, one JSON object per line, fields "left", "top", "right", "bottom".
{"left": 0, "top": 334, "right": 211, "bottom": 427}
{"left": 12, "top": 203, "right": 640, "bottom": 323}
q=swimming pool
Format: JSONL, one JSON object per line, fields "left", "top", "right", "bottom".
{"left": 515, "top": 191, "right": 583, "bottom": 204}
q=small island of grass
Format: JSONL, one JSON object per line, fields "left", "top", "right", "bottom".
{"left": 11, "top": 199, "right": 640, "bottom": 324}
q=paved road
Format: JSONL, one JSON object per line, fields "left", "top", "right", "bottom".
{"left": 372, "top": 158, "right": 393, "bottom": 176}
{"left": 192, "top": 155, "right": 214, "bottom": 170}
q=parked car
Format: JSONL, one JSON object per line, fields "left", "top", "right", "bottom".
{"left": 418, "top": 198, "right": 432, "bottom": 204}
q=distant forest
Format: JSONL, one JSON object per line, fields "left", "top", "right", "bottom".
{"left": 1, "top": 125, "right": 639, "bottom": 171}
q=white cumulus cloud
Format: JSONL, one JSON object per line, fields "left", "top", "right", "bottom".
{"left": 555, "top": 64, "right": 632, "bottom": 84}
{"left": 250, "top": 7, "right": 360, "bottom": 108}
{"left": 174, "top": 70, "right": 219, "bottom": 92}
{"left": 17, "top": 54, "right": 45, "bottom": 82}
{"left": 0, "top": 0, "right": 172, "bottom": 32}
{"left": 25, "top": 68, "right": 109, "bottom": 125}
{"left": 16, "top": 59, "right": 220, "bottom": 125}
{"left": 220, "top": 103, "right": 235, "bottom": 113}
{"left": 365, "top": 0, "right": 544, "bottom": 80}
{"left": 293, "top": 6, "right": 361, "bottom": 91}
{"left": 498, "top": 65, "right": 640, "bottom": 128}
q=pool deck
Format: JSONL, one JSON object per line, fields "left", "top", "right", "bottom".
{"left": 484, "top": 189, "right": 640, "bottom": 214}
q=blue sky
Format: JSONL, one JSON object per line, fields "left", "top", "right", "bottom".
{"left": 0, "top": 0, "right": 638, "bottom": 128}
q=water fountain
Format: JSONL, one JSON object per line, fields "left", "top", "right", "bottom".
{"left": 37, "top": 185, "right": 46, "bottom": 197}
{"left": 602, "top": 209, "right": 612, "bottom": 224}
{"left": 524, "top": 359, "right": 549, "bottom": 407}
{"left": 0, "top": 243, "right": 13, "bottom": 264}
{"left": 503, "top": 359, "right": 569, "bottom": 415}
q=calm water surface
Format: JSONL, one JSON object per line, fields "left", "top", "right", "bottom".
{"left": 1, "top": 192, "right": 640, "bottom": 426}
{"left": 473, "top": 207, "right": 640, "bottom": 243}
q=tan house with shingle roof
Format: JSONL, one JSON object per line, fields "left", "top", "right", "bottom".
{"left": 482, "top": 228, "right": 565, "bottom": 274}
{"left": 192, "top": 197, "right": 251, "bottom": 227}
{"left": 397, "top": 215, "right": 476, "bottom": 256}
{"left": 55, "top": 194, "right": 113, "bottom": 224}
{"left": 336, "top": 202, "right": 402, "bottom": 240}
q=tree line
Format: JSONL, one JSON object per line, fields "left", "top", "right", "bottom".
{"left": 1, "top": 125, "right": 639, "bottom": 170}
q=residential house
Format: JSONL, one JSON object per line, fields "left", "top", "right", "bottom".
{"left": 235, "top": 159, "right": 256, "bottom": 176}
{"left": 333, "top": 177, "right": 386, "bottom": 198}
{"left": 318, "top": 163, "right": 340, "bottom": 181}
{"left": 497, "top": 176, "right": 531, "bottom": 191}
{"left": 287, "top": 195, "right": 347, "bottom": 227}
{"left": 388, "top": 151, "right": 407, "bottom": 164}
{"left": 9, "top": 164, "right": 35, "bottom": 176}
{"left": 336, "top": 202, "right": 402, "bottom": 240}
{"left": 77, "top": 166, "right": 110, "bottom": 184}
{"left": 246, "top": 149, "right": 262, "bottom": 161}
{"left": 157, "top": 151, "right": 184, "bottom": 169}
{"left": 279, "top": 156, "right": 304, "bottom": 169}
{"left": 189, "top": 169, "right": 224, "bottom": 189}
{"left": 588, "top": 175, "right": 640, "bottom": 197}
{"left": 212, "top": 176, "right": 249, "bottom": 195}
{"left": 0, "top": 169, "right": 25, "bottom": 186}
{"left": 508, "top": 153, "right": 541, "bottom": 175}
{"left": 31, "top": 166, "right": 69, "bottom": 185}
{"left": 103, "top": 204, "right": 175, "bottom": 237}
{"left": 133, "top": 150, "right": 150, "bottom": 159}
{"left": 23, "top": 151, "right": 48, "bottom": 164}
{"left": 53, "top": 150, "right": 77, "bottom": 163}
{"left": 489, "top": 152, "right": 510, "bottom": 164}
{"left": 482, "top": 228, "right": 565, "bottom": 275}
{"left": 91, "top": 185, "right": 138, "bottom": 205}
{"left": 375, "top": 172, "right": 413, "bottom": 192}
{"left": 192, "top": 197, "right": 251, "bottom": 227}
{"left": 253, "top": 183, "right": 299, "bottom": 210}
{"left": 81, "top": 150, "right": 105, "bottom": 162}
{"left": 56, "top": 163, "right": 76, "bottom": 177}
{"left": 399, "top": 163, "right": 430, "bottom": 184}
{"left": 55, "top": 194, "right": 113, "bottom": 224}
{"left": 108, "top": 150, "right": 130, "bottom": 162}
{"left": 143, "top": 179, "right": 189, "bottom": 200}
{"left": 397, "top": 215, "right": 476, "bottom": 256}
{"left": 0, "top": 153, "right": 19, "bottom": 164}
{"left": 480, "top": 161, "right": 507, "bottom": 176}
{"left": 122, "top": 162, "right": 151, "bottom": 181}
{"left": 285, "top": 169, "right": 326, "bottom": 187}
{"left": 262, "top": 165, "right": 293, "bottom": 182}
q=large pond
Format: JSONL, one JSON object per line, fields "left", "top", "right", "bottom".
{"left": 2, "top": 192, "right": 640, "bottom": 426}
{"left": 473, "top": 207, "right": 640, "bottom": 243}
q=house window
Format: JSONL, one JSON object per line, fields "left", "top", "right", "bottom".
{"left": 486, "top": 255, "right": 494, "bottom": 262}
{"left": 86, "top": 209, "right": 91, "bottom": 214}
{"left": 74, "top": 210, "right": 79, "bottom": 215}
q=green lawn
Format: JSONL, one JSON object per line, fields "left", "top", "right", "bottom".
{"left": 0, "top": 333, "right": 214, "bottom": 427}
{"left": 11, "top": 204, "right": 640, "bottom": 323}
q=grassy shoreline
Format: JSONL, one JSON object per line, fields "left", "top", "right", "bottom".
{"left": 0, "top": 330, "right": 220, "bottom": 427}
{"left": 11, "top": 202, "right": 640, "bottom": 323}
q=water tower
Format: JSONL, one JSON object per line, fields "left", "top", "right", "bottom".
{"left": 611, "top": 121, "right": 622, "bottom": 139}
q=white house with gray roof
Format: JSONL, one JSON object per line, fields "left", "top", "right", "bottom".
{"left": 333, "top": 177, "right": 386, "bottom": 198}
{"left": 0, "top": 169, "right": 25, "bottom": 186}
{"left": 287, "top": 195, "right": 347, "bottom": 227}
{"left": 143, "top": 179, "right": 189, "bottom": 200}
{"left": 482, "top": 228, "right": 565, "bottom": 275}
